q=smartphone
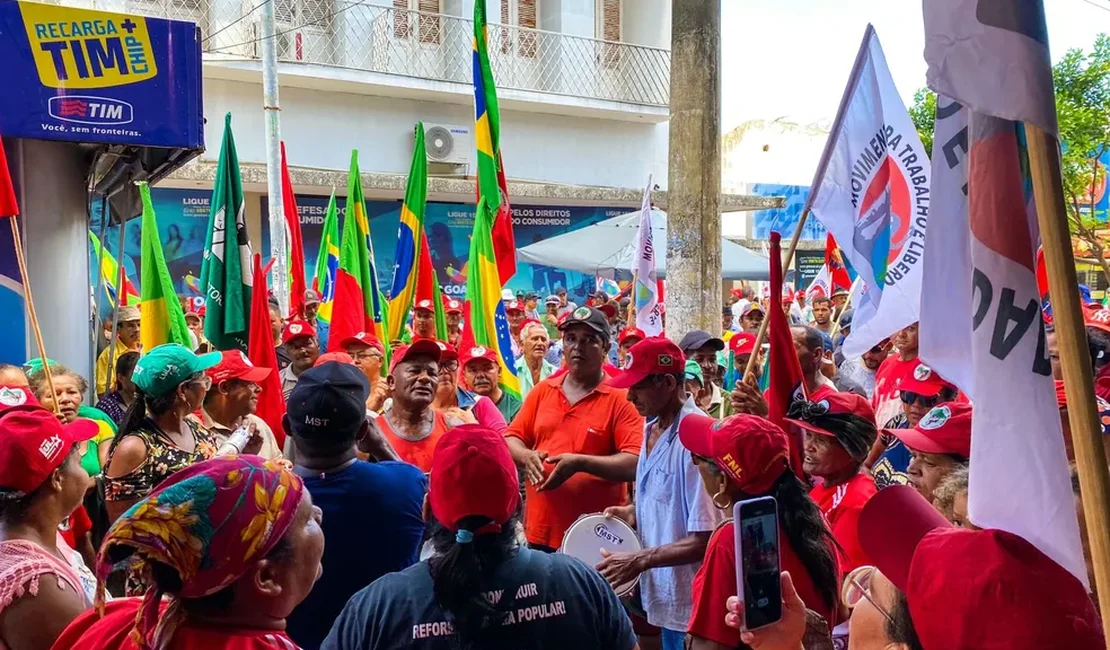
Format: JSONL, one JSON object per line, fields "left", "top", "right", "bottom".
{"left": 734, "top": 496, "right": 782, "bottom": 630}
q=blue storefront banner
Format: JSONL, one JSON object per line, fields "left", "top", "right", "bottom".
{"left": 750, "top": 183, "right": 827, "bottom": 241}
{"left": 261, "top": 196, "right": 629, "bottom": 308}
{"left": 0, "top": 0, "right": 202, "bottom": 148}
{"left": 1085, "top": 148, "right": 1109, "bottom": 223}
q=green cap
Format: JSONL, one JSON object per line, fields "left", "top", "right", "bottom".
{"left": 684, "top": 358, "right": 704, "bottom": 386}
{"left": 132, "top": 344, "right": 221, "bottom": 398}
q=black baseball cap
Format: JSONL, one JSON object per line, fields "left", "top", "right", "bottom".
{"left": 287, "top": 361, "right": 370, "bottom": 440}
{"left": 558, "top": 306, "right": 610, "bottom": 338}
{"left": 678, "top": 330, "right": 725, "bottom": 353}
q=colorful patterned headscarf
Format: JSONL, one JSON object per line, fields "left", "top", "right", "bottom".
{"left": 95, "top": 455, "right": 305, "bottom": 650}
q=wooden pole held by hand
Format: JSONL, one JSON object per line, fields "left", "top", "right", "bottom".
{"left": 8, "top": 216, "right": 57, "bottom": 410}
{"left": 1026, "top": 122, "right": 1110, "bottom": 641}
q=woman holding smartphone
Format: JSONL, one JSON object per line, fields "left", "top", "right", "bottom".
{"left": 678, "top": 413, "right": 840, "bottom": 649}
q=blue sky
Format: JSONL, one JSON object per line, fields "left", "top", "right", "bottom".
{"left": 721, "top": 0, "right": 1110, "bottom": 130}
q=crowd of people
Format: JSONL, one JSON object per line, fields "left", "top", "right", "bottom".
{"left": 0, "top": 281, "right": 1106, "bottom": 650}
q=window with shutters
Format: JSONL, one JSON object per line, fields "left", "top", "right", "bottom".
{"left": 393, "top": 0, "right": 442, "bottom": 44}
{"left": 596, "top": 0, "right": 621, "bottom": 68}
{"left": 499, "top": 0, "right": 537, "bottom": 58}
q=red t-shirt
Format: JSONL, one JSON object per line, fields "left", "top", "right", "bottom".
{"left": 687, "top": 522, "right": 835, "bottom": 646}
{"left": 809, "top": 472, "right": 877, "bottom": 576}
{"left": 871, "top": 356, "right": 918, "bottom": 427}
{"left": 378, "top": 410, "right": 451, "bottom": 474}
{"left": 52, "top": 597, "right": 304, "bottom": 649}
{"left": 58, "top": 505, "right": 92, "bottom": 551}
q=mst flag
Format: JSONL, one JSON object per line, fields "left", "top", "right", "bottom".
{"left": 280, "top": 142, "right": 308, "bottom": 319}
{"left": 808, "top": 25, "right": 930, "bottom": 358}
{"left": 329, "top": 151, "right": 383, "bottom": 351}
{"left": 312, "top": 191, "right": 340, "bottom": 326}
{"left": 920, "top": 0, "right": 1086, "bottom": 585}
{"left": 473, "top": 0, "right": 516, "bottom": 284}
{"left": 632, "top": 178, "right": 662, "bottom": 336}
{"left": 200, "top": 113, "right": 253, "bottom": 352}
{"left": 247, "top": 253, "right": 287, "bottom": 449}
{"left": 386, "top": 123, "right": 428, "bottom": 343}
{"left": 138, "top": 183, "right": 191, "bottom": 350}
{"left": 467, "top": 197, "right": 520, "bottom": 400}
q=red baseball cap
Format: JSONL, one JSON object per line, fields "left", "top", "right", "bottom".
{"left": 678, "top": 413, "right": 790, "bottom": 494}
{"left": 460, "top": 344, "right": 498, "bottom": 370}
{"left": 1086, "top": 308, "right": 1110, "bottom": 335}
{"left": 0, "top": 407, "right": 98, "bottom": 493}
{"left": 340, "top": 331, "right": 385, "bottom": 353}
{"left": 0, "top": 386, "right": 40, "bottom": 413}
{"left": 729, "top": 331, "right": 757, "bottom": 356}
{"left": 282, "top": 318, "right": 317, "bottom": 344}
{"left": 505, "top": 300, "right": 524, "bottom": 313}
{"left": 414, "top": 298, "right": 436, "bottom": 313}
{"left": 444, "top": 297, "right": 463, "bottom": 315}
{"left": 429, "top": 424, "right": 520, "bottom": 534}
{"left": 794, "top": 290, "right": 805, "bottom": 300}
{"left": 782, "top": 392, "right": 876, "bottom": 438}
{"left": 859, "top": 485, "right": 1101, "bottom": 650}
{"left": 207, "top": 350, "right": 272, "bottom": 384}
{"left": 899, "top": 362, "right": 957, "bottom": 397}
{"left": 598, "top": 303, "right": 617, "bottom": 318}
{"left": 892, "top": 402, "right": 971, "bottom": 458}
{"left": 390, "top": 338, "right": 442, "bottom": 374}
{"left": 314, "top": 351, "right": 355, "bottom": 367}
{"left": 435, "top": 340, "right": 459, "bottom": 363}
{"left": 519, "top": 318, "right": 541, "bottom": 331}
{"left": 618, "top": 327, "right": 646, "bottom": 346}
{"left": 609, "top": 338, "right": 685, "bottom": 389}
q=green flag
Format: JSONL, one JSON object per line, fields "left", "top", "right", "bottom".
{"left": 200, "top": 113, "right": 252, "bottom": 351}
{"left": 139, "top": 182, "right": 192, "bottom": 351}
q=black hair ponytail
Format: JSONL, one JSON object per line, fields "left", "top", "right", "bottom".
{"left": 768, "top": 470, "right": 841, "bottom": 613}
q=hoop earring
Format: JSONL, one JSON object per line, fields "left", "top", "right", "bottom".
{"left": 712, "top": 490, "right": 731, "bottom": 510}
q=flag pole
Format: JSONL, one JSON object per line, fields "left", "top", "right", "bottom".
{"left": 829, "top": 276, "right": 861, "bottom": 340}
{"left": 1026, "top": 123, "right": 1110, "bottom": 634}
{"left": 8, "top": 217, "right": 57, "bottom": 409}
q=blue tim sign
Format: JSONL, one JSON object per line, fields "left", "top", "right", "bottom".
{"left": 0, "top": 0, "right": 202, "bottom": 148}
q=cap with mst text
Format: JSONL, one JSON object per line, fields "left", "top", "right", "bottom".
{"left": 286, "top": 361, "right": 369, "bottom": 440}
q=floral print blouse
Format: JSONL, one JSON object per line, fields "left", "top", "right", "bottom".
{"left": 103, "top": 418, "right": 218, "bottom": 503}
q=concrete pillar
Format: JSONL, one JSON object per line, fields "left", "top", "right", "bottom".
{"left": 665, "top": 0, "right": 721, "bottom": 340}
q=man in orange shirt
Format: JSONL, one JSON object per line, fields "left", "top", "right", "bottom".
{"left": 377, "top": 339, "right": 452, "bottom": 473}
{"left": 505, "top": 306, "right": 645, "bottom": 552}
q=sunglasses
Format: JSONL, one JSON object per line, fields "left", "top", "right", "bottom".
{"left": 841, "top": 565, "right": 894, "bottom": 624}
{"left": 900, "top": 391, "right": 940, "bottom": 408}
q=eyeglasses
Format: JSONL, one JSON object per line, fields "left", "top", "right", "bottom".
{"left": 186, "top": 374, "right": 212, "bottom": 391}
{"left": 841, "top": 565, "right": 894, "bottom": 623}
{"left": 440, "top": 360, "right": 460, "bottom": 373}
{"left": 900, "top": 391, "right": 940, "bottom": 408}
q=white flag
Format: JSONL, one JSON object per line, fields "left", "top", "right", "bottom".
{"left": 924, "top": 0, "right": 1057, "bottom": 135}
{"left": 921, "top": 0, "right": 1086, "bottom": 585}
{"left": 632, "top": 177, "right": 662, "bottom": 336}
{"left": 806, "top": 25, "right": 930, "bottom": 358}
{"left": 805, "top": 265, "right": 831, "bottom": 301}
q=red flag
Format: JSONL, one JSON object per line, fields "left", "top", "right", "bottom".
{"left": 415, "top": 230, "right": 436, "bottom": 303}
{"left": 0, "top": 139, "right": 18, "bottom": 218}
{"left": 280, "top": 142, "right": 307, "bottom": 319}
{"left": 491, "top": 154, "right": 517, "bottom": 283}
{"left": 767, "top": 231, "right": 807, "bottom": 477}
{"left": 458, "top": 300, "right": 476, "bottom": 351}
{"left": 824, "top": 234, "right": 851, "bottom": 293}
{"left": 247, "top": 253, "right": 287, "bottom": 449}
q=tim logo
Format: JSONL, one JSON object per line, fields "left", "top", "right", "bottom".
{"left": 48, "top": 95, "right": 133, "bottom": 125}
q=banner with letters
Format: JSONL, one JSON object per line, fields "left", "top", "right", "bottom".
{"left": 0, "top": 0, "right": 202, "bottom": 148}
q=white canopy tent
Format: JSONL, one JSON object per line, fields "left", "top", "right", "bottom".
{"left": 517, "top": 208, "right": 770, "bottom": 280}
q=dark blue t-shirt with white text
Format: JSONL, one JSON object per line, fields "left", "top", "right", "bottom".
{"left": 320, "top": 547, "right": 637, "bottom": 650}
{"left": 286, "top": 460, "right": 427, "bottom": 650}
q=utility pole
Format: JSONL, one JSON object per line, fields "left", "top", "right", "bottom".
{"left": 666, "top": 0, "right": 722, "bottom": 340}
{"left": 260, "top": 0, "right": 288, "bottom": 315}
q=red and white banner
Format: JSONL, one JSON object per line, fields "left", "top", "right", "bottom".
{"left": 807, "top": 25, "right": 930, "bottom": 357}
{"left": 921, "top": 0, "right": 1086, "bottom": 585}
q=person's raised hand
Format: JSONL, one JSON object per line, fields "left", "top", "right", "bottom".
{"left": 596, "top": 548, "right": 645, "bottom": 591}
{"left": 538, "top": 453, "right": 581, "bottom": 491}
{"left": 367, "top": 380, "right": 390, "bottom": 412}
{"left": 725, "top": 572, "right": 807, "bottom": 650}
{"left": 730, "top": 374, "right": 769, "bottom": 417}
{"left": 522, "top": 449, "right": 548, "bottom": 486}
{"left": 602, "top": 504, "right": 636, "bottom": 527}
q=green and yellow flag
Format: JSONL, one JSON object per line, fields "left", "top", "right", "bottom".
{"left": 139, "top": 182, "right": 191, "bottom": 350}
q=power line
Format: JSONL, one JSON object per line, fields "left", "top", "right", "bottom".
{"left": 202, "top": 0, "right": 271, "bottom": 43}
{"left": 205, "top": 0, "right": 378, "bottom": 54}
{"left": 1075, "top": 0, "right": 1110, "bottom": 13}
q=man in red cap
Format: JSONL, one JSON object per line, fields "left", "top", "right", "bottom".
{"left": 505, "top": 306, "right": 644, "bottom": 552}
{"left": 785, "top": 392, "right": 879, "bottom": 575}
{"left": 444, "top": 297, "right": 464, "bottom": 349}
{"left": 461, "top": 345, "right": 522, "bottom": 422}
{"left": 412, "top": 299, "right": 438, "bottom": 340}
{"left": 869, "top": 362, "right": 960, "bottom": 490}
{"left": 429, "top": 341, "right": 508, "bottom": 434}
{"left": 341, "top": 331, "right": 389, "bottom": 413}
{"left": 279, "top": 318, "right": 321, "bottom": 399}
{"left": 191, "top": 351, "right": 282, "bottom": 459}
{"left": 505, "top": 300, "right": 526, "bottom": 360}
{"left": 323, "top": 424, "right": 639, "bottom": 649}
{"left": 892, "top": 403, "right": 971, "bottom": 504}
{"left": 872, "top": 322, "right": 922, "bottom": 428}
{"left": 738, "top": 302, "right": 765, "bottom": 334}
{"left": 616, "top": 326, "right": 645, "bottom": 369}
{"left": 598, "top": 338, "right": 723, "bottom": 647}
{"left": 378, "top": 339, "right": 454, "bottom": 473}
{"left": 793, "top": 289, "right": 812, "bottom": 325}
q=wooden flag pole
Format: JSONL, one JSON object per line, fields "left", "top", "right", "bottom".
{"left": 8, "top": 216, "right": 57, "bottom": 410}
{"left": 1027, "top": 123, "right": 1110, "bottom": 636}
{"left": 742, "top": 208, "right": 811, "bottom": 381}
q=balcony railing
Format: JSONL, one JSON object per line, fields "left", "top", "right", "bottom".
{"left": 50, "top": 0, "right": 671, "bottom": 107}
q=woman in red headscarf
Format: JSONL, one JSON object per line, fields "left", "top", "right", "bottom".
{"left": 52, "top": 456, "right": 324, "bottom": 650}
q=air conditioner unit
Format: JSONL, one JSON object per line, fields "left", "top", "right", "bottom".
{"left": 423, "top": 123, "right": 472, "bottom": 165}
